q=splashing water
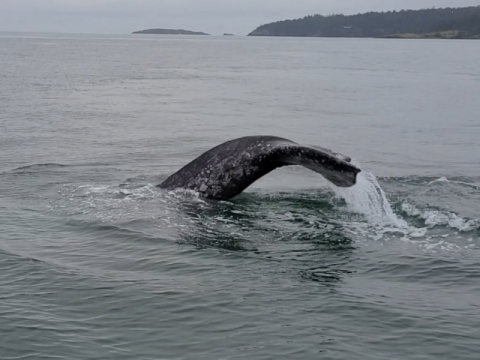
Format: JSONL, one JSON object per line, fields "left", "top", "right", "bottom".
{"left": 334, "top": 172, "right": 405, "bottom": 226}
{"left": 325, "top": 171, "right": 434, "bottom": 241}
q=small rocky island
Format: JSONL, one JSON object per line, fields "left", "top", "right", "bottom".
{"left": 223, "top": 33, "right": 234, "bottom": 36}
{"left": 132, "top": 28, "right": 210, "bottom": 35}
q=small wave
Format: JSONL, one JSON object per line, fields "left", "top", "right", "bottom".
{"left": 11, "top": 162, "right": 119, "bottom": 173}
{"left": 401, "top": 202, "right": 479, "bottom": 232}
{"left": 429, "top": 176, "right": 450, "bottom": 184}
{"left": 427, "top": 176, "right": 480, "bottom": 190}
{"left": 379, "top": 175, "right": 480, "bottom": 188}
{"left": 166, "top": 188, "right": 205, "bottom": 202}
{"left": 12, "top": 163, "right": 67, "bottom": 171}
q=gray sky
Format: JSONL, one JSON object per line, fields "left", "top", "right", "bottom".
{"left": 1, "top": 0, "right": 479, "bottom": 36}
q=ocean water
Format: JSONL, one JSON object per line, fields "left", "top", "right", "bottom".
{"left": 1, "top": 32, "right": 479, "bottom": 360}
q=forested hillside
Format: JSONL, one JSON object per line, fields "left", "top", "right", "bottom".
{"left": 248, "top": 6, "right": 480, "bottom": 38}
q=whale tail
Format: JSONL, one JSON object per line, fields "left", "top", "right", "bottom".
{"left": 271, "top": 144, "right": 360, "bottom": 188}
{"left": 158, "top": 136, "right": 361, "bottom": 200}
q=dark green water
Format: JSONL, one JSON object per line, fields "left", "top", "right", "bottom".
{"left": 1, "top": 32, "right": 479, "bottom": 360}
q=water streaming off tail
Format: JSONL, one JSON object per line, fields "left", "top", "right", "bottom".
{"left": 336, "top": 171, "right": 409, "bottom": 228}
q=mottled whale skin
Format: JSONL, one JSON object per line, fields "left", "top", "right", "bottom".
{"left": 158, "top": 135, "right": 361, "bottom": 200}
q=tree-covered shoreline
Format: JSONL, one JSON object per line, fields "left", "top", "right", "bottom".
{"left": 248, "top": 6, "right": 480, "bottom": 39}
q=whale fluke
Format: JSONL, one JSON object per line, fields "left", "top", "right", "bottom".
{"left": 158, "top": 136, "right": 361, "bottom": 200}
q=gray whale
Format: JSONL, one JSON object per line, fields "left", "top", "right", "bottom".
{"left": 158, "top": 135, "right": 361, "bottom": 200}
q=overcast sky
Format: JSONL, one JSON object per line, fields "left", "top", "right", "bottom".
{"left": 1, "top": 0, "right": 479, "bottom": 35}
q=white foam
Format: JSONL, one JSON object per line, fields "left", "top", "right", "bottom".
{"left": 429, "top": 176, "right": 450, "bottom": 184}
{"left": 402, "top": 202, "right": 479, "bottom": 232}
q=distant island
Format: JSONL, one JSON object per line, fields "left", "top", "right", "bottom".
{"left": 223, "top": 33, "right": 234, "bottom": 36}
{"left": 132, "top": 28, "right": 210, "bottom": 35}
{"left": 248, "top": 6, "right": 480, "bottom": 39}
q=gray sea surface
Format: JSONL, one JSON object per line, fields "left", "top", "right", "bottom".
{"left": 1, "top": 32, "right": 479, "bottom": 360}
